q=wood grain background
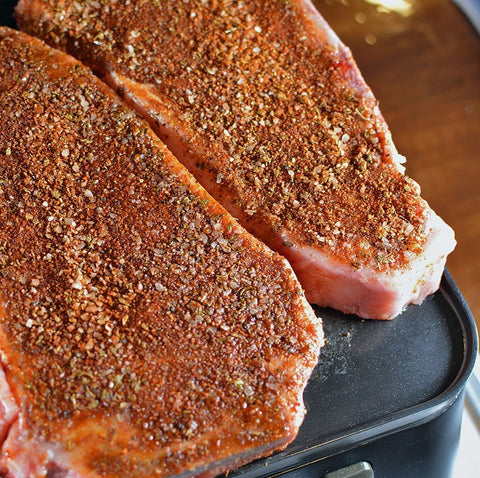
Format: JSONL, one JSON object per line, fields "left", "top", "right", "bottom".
{"left": 316, "top": 0, "right": 480, "bottom": 330}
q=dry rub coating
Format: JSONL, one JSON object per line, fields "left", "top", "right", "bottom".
{"left": 16, "top": 0, "right": 424, "bottom": 267}
{"left": 0, "top": 27, "right": 322, "bottom": 477}
{"left": 15, "top": 0, "right": 456, "bottom": 319}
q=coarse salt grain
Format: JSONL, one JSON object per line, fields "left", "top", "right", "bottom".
{"left": 155, "top": 282, "right": 166, "bottom": 292}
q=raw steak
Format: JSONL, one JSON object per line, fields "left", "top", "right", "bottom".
{"left": 0, "top": 27, "right": 323, "bottom": 477}
{"left": 15, "top": 0, "right": 456, "bottom": 319}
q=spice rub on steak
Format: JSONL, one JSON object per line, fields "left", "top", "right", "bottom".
{"left": 16, "top": 0, "right": 456, "bottom": 319}
{"left": 0, "top": 27, "right": 323, "bottom": 478}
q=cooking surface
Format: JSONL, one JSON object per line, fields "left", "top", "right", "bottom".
{"left": 230, "top": 271, "right": 476, "bottom": 476}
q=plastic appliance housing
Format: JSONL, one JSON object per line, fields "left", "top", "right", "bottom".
{"left": 229, "top": 271, "right": 477, "bottom": 478}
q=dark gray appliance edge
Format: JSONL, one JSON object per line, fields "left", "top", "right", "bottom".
{"left": 228, "top": 270, "right": 477, "bottom": 477}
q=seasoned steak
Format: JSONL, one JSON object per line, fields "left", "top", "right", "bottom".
{"left": 15, "top": 0, "right": 456, "bottom": 319}
{"left": 0, "top": 27, "right": 323, "bottom": 477}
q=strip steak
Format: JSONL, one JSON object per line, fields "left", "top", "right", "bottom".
{"left": 0, "top": 27, "right": 323, "bottom": 477}
{"left": 15, "top": 0, "right": 456, "bottom": 319}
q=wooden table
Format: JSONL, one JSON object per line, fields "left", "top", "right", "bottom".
{"left": 315, "top": 0, "right": 480, "bottom": 330}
